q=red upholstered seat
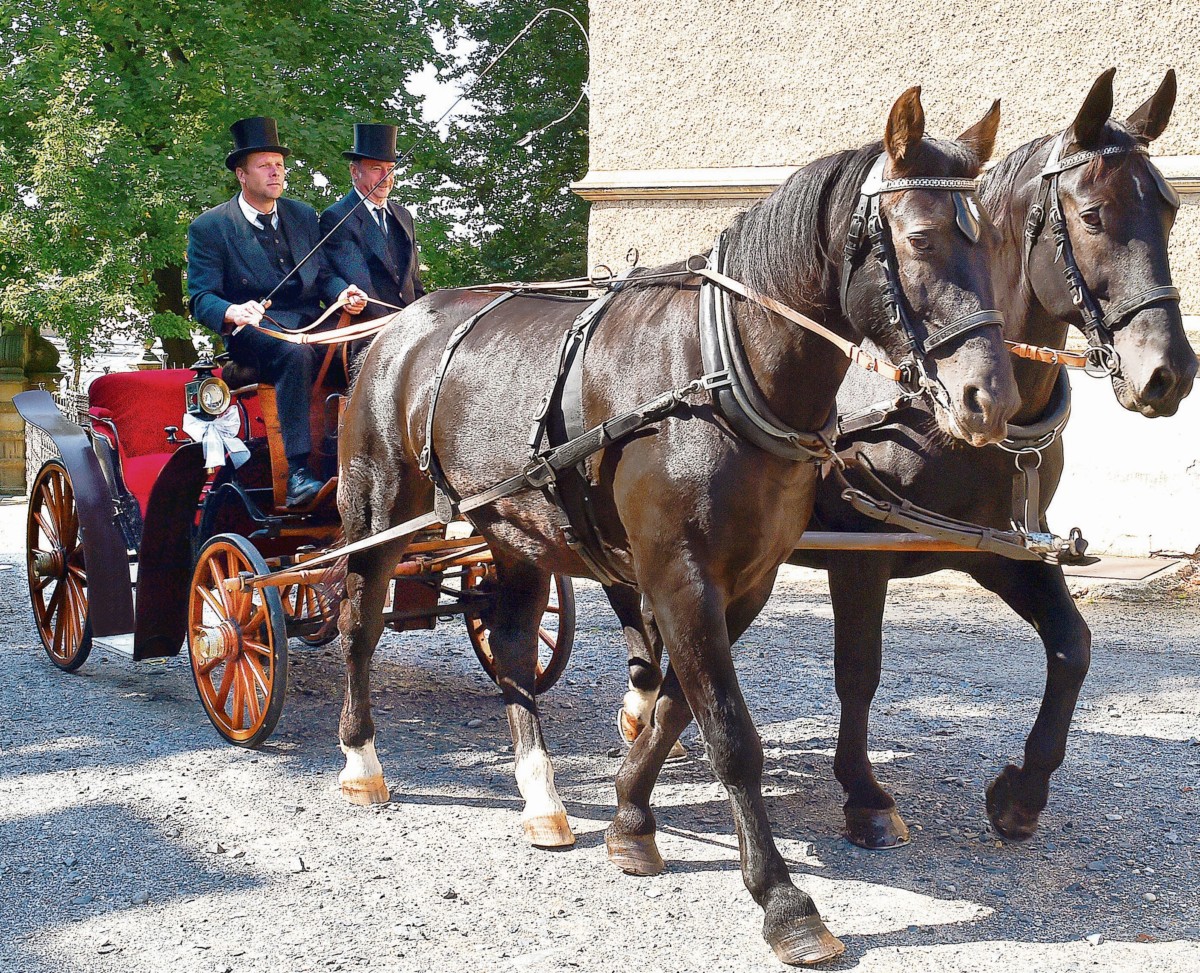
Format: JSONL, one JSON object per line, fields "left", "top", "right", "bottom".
{"left": 86, "top": 369, "right": 263, "bottom": 516}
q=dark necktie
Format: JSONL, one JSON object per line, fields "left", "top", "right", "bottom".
{"left": 258, "top": 212, "right": 274, "bottom": 231}
{"left": 374, "top": 207, "right": 387, "bottom": 236}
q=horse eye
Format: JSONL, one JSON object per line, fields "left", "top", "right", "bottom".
{"left": 1080, "top": 209, "right": 1103, "bottom": 229}
{"left": 907, "top": 234, "right": 933, "bottom": 253}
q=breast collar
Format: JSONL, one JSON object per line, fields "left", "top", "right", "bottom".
{"left": 839, "top": 153, "right": 1004, "bottom": 401}
{"left": 1023, "top": 131, "right": 1181, "bottom": 377}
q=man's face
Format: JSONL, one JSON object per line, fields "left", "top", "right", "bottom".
{"left": 351, "top": 159, "right": 393, "bottom": 204}
{"left": 237, "top": 152, "right": 287, "bottom": 203}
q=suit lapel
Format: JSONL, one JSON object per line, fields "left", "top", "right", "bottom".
{"left": 225, "top": 197, "right": 276, "bottom": 287}
{"left": 358, "top": 202, "right": 396, "bottom": 280}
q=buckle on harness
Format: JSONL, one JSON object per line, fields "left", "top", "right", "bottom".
{"left": 523, "top": 457, "right": 556, "bottom": 490}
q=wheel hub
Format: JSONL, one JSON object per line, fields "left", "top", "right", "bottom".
{"left": 193, "top": 619, "right": 241, "bottom": 665}
{"left": 33, "top": 548, "right": 65, "bottom": 579}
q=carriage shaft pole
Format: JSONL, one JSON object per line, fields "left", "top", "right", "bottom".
{"left": 794, "top": 532, "right": 981, "bottom": 552}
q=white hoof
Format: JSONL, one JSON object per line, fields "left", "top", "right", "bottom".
{"left": 339, "top": 739, "right": 389, "bottom": 805}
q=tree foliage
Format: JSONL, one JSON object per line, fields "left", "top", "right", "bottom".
{"left": 0, "top": 1, "right": 593, "bottom": 369}
{"left": 417, "top": 0, "right": 590, "bottom": 286}
{"left": 0, "top": 1, "right": 435, "bottom": 365}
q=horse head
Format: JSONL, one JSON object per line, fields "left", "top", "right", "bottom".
{"left": 842, "top": 87, "right": 1020, "bottom": 446}
{"left": 1021, "top": 68, "right": 1196, "bottom": 416}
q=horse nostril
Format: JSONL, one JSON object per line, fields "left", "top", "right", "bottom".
{"left": 1142, "top": 365, "right": 1177, "bottom": 406}
{"left": 963, "top": 384, "right": 989, "bottom": 417}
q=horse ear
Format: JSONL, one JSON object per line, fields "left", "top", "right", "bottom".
{"left": 958, "top": 99, "right": 1001, "bottom": 167}
{"left": 1070, "top": 68, "right": 1116, "bottom": 148}
{"left": 1126, "top": 69, "right": 1177, "bottom": 143}
{"left": 885, "top": 86, "right": 925, "bottom": 166}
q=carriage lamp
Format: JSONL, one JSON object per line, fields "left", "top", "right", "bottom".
{"left": 185, "top": 358, "right": 232, "bottom": 420}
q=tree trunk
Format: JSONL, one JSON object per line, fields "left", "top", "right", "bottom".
{"left": 154, "top": 264, "right": 198, "bottom": 368}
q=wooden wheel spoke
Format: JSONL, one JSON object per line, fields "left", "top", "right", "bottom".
{"left": 242, "top": 638, "right": 273, "bottom": 659}
{"left": 196, "top": 583, "right": 226, "bottom": 619}
{"left": 208, "top": 558, "right": 232, "bottom": 613}
{"left": 34, "top": 509, "right": 59, "bottom": 549}
{"left": 244, "top": 601, "right": 267, "bottom": 636}
{"left": 542, "top": 604, "right": 561, "bottom": 615}
{"left": 241, "top": 659, "right": 263, "bottom": 724}
{"left": 242, "top": 651, "right": 271, "bottom": 697}
{"left": 538, "top": 626, "right": 556, "bottom": 649}
{"left": 45, "top": 578, "right": 66, "bottom": 620}
{"left": 67, "top": 562, "right": 87, "bottom": 580}
{"left": 215, "top": 657, "right": 237, "bottom": 708}
{"left": 31, "top": 573, "right": 51, "bottom": 594}
{"left": 52, "top": 597, "right": 66, "bottom": 657}
{"left": 229, "top": 670, "right": 245, "bottom": 730}
{"left": 196, "top": 652, "right": 224, "bottom": 676}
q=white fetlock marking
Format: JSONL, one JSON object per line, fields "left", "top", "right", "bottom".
{"left": 339, "top": 738, "right": 384, "bottom": 786}
{"left": 622, "top": 686, "right": 657, "bottom": 729}
{"left": 514, "top": 748, "right": 567, "bottom": 823}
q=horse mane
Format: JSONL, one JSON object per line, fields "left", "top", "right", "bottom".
{"left": 720, "top": 143, "right": 880, "bottom": 315}
{"left": 722, "top": 137, "right": 982, "bottom": 317}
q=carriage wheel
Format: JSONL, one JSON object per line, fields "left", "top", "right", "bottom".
{"left": 188, "top": 534, "right": 287, "bottom": 747}
{"left": 26, "top": 459, "right": 93, "bottom": 672}
{"left": 283, "top": 580, "right": 340, "bottom": 647}
{"left": 464, "top": 570, "right": 575, "bottom": 695}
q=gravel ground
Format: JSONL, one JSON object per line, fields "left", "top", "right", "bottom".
{"left": 1, "top": 495, "right": 1198, "bottom": 973}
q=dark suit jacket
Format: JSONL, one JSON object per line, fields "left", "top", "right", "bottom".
{"left": 319, "top": 190, "right": 425, "bottom": 320}
{"left": 187, "top": 195, "right": 348, "bottom": 335}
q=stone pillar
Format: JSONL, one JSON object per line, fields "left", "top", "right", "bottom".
{"left": 0, "top": 327, "right": 28, "bottom": 495}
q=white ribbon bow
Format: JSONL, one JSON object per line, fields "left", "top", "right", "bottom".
{"left": 182, "top": 407, "right": 250, "bottom": 470}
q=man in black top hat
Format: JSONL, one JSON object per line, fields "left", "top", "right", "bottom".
{"left": 188, "top": 116, "right": 368, "bottom": 507}
{"left": 319, "top": 123, "right": 425, "bottom": 327}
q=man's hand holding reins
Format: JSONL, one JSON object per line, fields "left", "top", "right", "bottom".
{"left": 339, "top": 284, "right": 369, "bottom": 315}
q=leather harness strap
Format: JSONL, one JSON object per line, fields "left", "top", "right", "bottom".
{"left": 1024, "top": 132, "right": 1181, "bottom": 375}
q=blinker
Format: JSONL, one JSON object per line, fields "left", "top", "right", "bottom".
{"left": 953, "top": 192, "right": 981, "bottom": 243}
{"left": 1147, "top": 162, "right": 1180, "bottom": 210}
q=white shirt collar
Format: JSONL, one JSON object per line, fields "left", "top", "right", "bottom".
{"left": 238, "top": 192, "right": 276, "bottom": 228}
{"left": 354, "top": 188, "right": 387, "bottom": 216}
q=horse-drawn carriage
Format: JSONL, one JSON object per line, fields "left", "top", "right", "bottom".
{"left": 16, "top": 348, "right": 575, "bottom": 748}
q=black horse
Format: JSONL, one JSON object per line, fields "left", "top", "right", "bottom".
{"left": 335, "top": 88, "right": 1019, "bottom": 965}
{"left": 622, "top": 69, "right": 1196, "bottom": 851}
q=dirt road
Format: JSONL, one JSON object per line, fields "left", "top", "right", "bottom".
{"left": 1, "top": 497, "right": 1198, "bottom": 972}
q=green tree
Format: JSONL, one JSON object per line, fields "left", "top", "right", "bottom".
{"left": 0, "top": 1, "right": 437, "bottom": 372}
{"left": 417, "top": 1, "right": 589, "bottom": 286}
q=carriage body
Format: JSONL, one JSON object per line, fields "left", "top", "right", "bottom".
{"left": 16, "top": 363, "right": 573, "bottom": 748}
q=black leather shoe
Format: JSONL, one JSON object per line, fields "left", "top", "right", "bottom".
{"left": 285, "top": 467, "right": 324, "bottom": 508}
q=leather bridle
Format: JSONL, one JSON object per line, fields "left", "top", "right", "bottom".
{"left": 1023, "top": 131, "right": 1181, "bottom": 377}
{"left": 840, "top": 154, "right": 1005, "bottom": 403}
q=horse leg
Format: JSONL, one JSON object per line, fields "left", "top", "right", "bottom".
{"left": 828, "top": 558, "right": 908, "bottom": 849}
{"left": 337, "top": 539, "right": 407, "bottom": 805}
{"left": 487, "top": 554, "right": 574, "bottom": 848}
{"left": 611, "top": 570, "right": 843, "bottom": 965}
{"left": 972, "top": 559, "right": 1091, "bottom": 840}
{"left": 605, "top": 583, "right": 663, "bottom": 742}
{"left": 606, "top": 583, "right": 688, "bottom": 757}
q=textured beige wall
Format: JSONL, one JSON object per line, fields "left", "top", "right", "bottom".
{"left": 590, "top": 0, "right": 1199, "bottom": 168}
{"left": 585, "top": 0, "right": 1200, "bottom": 311}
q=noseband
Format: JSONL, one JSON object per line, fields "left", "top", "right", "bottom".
{"left": 1024, "top": 132, "right": 1181, "bottom": 377}
{"left": 840, "top": 154, "right": 1004, "bottom": 398}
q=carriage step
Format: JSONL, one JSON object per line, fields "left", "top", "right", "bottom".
{"left": 93, "top": 633, "right": 136, "bottom": 658}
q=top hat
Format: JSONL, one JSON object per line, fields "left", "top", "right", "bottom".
{"left": 343, "top": 123, "right": 398, "bottom": 163}
{"left": 225, "top": 116, "right": 291, "bottom": 171}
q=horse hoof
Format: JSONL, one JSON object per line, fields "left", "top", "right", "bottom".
{"left": 523, "top": 812, "right": 575, "bottom": 848}
{"left": 986, "top": 766, "right": 1042, "bottom": 841}
{"left": 843, "top": 805, "right": 910, "bottom": 849}
{"left": 606, "top": 832, "right": 665, "bottom": 876}
{"left": 340, "top": 775, "right": 389, "bottom": 806}
{"left": 768, "top": 914, "right": 846, "bottom": 966}
{"left": 617, "top": 708, "right": 644, "bottom": 744}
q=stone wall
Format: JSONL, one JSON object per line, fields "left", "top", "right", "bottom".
{"left": 579, "top": 0, "right": 1200, "bottom": 313}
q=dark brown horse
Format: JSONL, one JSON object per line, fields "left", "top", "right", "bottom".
{"left": 622, "top": 69, "right": 1196, "bottom": 852}
{"left": 335, "top": 88, "right": 1019, "bottom": 965}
